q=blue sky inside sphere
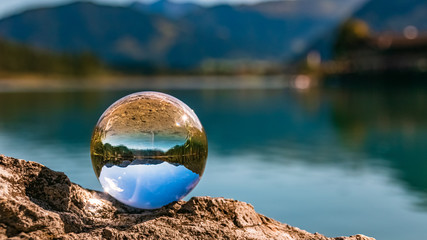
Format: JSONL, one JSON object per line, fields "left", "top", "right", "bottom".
{"left": 99, "top": 161, "right": 200, "bottom": 209}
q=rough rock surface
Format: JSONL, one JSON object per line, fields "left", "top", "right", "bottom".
{"left": 0, "top": 155, "right": 375, "bottom": 240}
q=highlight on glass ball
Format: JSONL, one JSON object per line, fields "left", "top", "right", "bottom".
{"left": 90, "top": 92, "right": 208, "bottom": 209}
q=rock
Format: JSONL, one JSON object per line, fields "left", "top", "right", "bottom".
{"left": 0, "top": 155, "right": 375, "bottom": 240}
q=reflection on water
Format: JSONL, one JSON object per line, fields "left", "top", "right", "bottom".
{"left": 330, "top": 89, "right": 427, "bottom": 207}
{"left": 0, "top": 84, "right": 426, "bottom": 239}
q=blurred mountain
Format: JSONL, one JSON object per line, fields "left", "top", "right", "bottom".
{"left": 0, "top": 0, "right": 361, "bottom": 71}
{"left": 165, "top": 4, "right": 339, "bottom": 68}
{"left": 0, "top": 2, "right": 177, "bottom": 67}
{"left": 130, "top": 0, "right": 202, "bottom": 19}
{"left": 239, "top": 0, "right": 360, "bottom": 19}
{"left": 0, "top": 38, "right": 104, "bottom": 76}
{"left": 354, "top": 0, "right": 427, "bottom": 32}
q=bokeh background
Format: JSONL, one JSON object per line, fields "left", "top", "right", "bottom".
{"left": 1, "top": 1, "right": 427, "bottom": 239}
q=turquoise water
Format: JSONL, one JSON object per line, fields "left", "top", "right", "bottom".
{"left": 0, "top": 87, "right": 426, "bottom": 239}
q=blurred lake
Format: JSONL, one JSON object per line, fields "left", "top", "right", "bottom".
{"left": 0, "top": 78, "right": 426, "bottom": 240}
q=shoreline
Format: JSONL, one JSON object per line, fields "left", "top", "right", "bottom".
{"left": 0, "top": 75, "right": 300, "bottom": 92}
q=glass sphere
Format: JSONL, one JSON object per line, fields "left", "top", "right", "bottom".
{"left": 90, "top": 92, "right": 208, "bottom": 209}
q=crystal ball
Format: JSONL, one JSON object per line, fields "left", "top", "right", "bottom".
{"left": 90, "top": 92, "right": 208, "bottom": 209}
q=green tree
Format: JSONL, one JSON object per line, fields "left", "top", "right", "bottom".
{"left": 334, "top": 19, "right": 371, "bottom": 57}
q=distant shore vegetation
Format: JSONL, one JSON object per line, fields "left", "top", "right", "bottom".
{"left": 2, "top": 19, "right": 427, "bottom": 80}
{"left": 300, "top": 19, "right": 427, "bottom": 76}
{"left": 0, "top": 37, "right": 285, "bottom": 78}
{"left": 0, "top": 38, "right": 106, "bottom": 78}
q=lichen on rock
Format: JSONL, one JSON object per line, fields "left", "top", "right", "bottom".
{"left": 0, "top": 155, "right": 375, "bottom": 240}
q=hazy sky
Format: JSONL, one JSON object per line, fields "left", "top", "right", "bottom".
{"left": 0, "top": 0, "right": 276, "bottom": 19}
